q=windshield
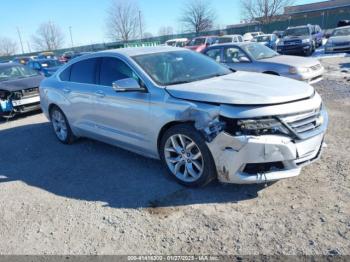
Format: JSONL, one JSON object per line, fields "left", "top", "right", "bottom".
{"left": 257, "top": 35, "right": 271, "bottom": 42}
{"left": 242, "top": 43, "right": 279, "bottom": 60}
{"left": 188, "top": 38, "right": 206, "bottom": 46}
{"left": 217, "top": 37, "right": 233, "bottom": 44}
{"left": 285, "top": 27, "right": 310, "bottom": 36}
{"left": 332, "top": 28, "right": 350, "bottom": 36}
{"left": 40, "top": 60, "right": 62, "bottom": 68}
{"left": 133, "top": 50, "right": 232, "bottom": 86}
{"left": 0, "top": 65, "right": 39, "bottom": 82}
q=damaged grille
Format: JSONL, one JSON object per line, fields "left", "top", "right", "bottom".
{"left": 279, "top": 107, "right": 322, "bottom": 136}
{"left": 22, "top": 87, "right": 39, "bottom": 98}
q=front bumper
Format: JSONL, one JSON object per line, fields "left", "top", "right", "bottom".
{"left": 325, "top": 44, "right": 350, "bottom": 53}
{"left": 207, "top": 109, "right": 328, "bottom": 184}
{"left": 277, "top": 43, "right": 312, "bottom": 55}
{"left": 285, "top": 67, "right": 324, "bottom": 85}
{"left": 0, "top": 95, "right": 40, "bottom": 115}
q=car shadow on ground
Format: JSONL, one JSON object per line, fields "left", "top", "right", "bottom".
{"left": 0, "top": 122, "right": 266, "bottom": 209}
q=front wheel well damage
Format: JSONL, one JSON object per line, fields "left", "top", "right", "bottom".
{"left": 263, "top": 71, "right": 279, "bottom": 75}
{"left": 157, "top": 121, "right": 195, "bottom": 154}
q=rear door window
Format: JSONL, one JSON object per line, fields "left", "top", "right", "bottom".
{"left": 70, "top": 58, "right": 98, "bottom": 84}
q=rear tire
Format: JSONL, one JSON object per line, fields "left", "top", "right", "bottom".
{"left": 160, "top": 124, "right": 217, "bottom": 187}
{"left": 49, "top": 106, "right": 75, "bottom": 144}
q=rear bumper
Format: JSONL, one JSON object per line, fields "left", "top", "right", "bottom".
{"left": 207, "top": 109, "right": 328, "bottom": 184}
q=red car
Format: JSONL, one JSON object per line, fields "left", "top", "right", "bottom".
{"left": 184, "top": 36, "right": 219, "bottom": 52}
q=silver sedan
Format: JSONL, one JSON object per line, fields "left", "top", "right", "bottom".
{"left": 40, "top": 47, "right": 327, "bottom": 186}
{"left": 203, "top": 42, "right": 324, "bottom": 85}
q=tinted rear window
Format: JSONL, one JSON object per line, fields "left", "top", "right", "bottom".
{"left": 70, "top": 58, "right": 98, "bottom": 84}
{"left": 59, "top": 66, "right": 71, "bottom": 81}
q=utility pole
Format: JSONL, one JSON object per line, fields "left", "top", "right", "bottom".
{"left": 139, "top": 10, "right": 143, "bottom": 42}
{"left": 69, "top": 26, "right": 74, "bottom": 49}
{"left": 16, "top": 27, "right": 25, "bottom": 54}
{"left": 26, "top": 41, "right": 31, "bottom": 53}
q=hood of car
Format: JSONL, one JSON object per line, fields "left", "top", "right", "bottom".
{"left": 262, "top": 55, "right": 319, "bottom": 67}
{"left": 283, "top": 35, "right": 309, "bottom": 41}
{"left": 329, "top": 35, "right": 350, "bottom": 43}
{"left": 0, "top": 75, "right": 44, "bottom": 92}
{"left": 165, "top": 71, "right": 314, "bottom": 105}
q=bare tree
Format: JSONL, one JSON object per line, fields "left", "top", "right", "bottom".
{"left": 180, "top": 0, "right": 216, "bottom": 34}
{"left": 241, "top": 0, "right": 294, "bottom": 25}
{"left": 158, "top": 26, "right": 174, "bottom": 36}
{"left": 32, "top": 22, "right": 65, "bottom": 51}
{"left": 0, "top": 37, "right": 18, "bottom": 56}
{"left": 106, "top": 0, "right": 144, "bottom": 42}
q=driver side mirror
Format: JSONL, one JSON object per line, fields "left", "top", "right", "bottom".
{"left": 112, "top": 78, "right": 145, "bottom": 92}
{"left": 239, "top": 57, "right": 250, "bottom": 63}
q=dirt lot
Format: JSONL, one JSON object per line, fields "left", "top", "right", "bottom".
{"left": 0, "top": 57, "right": 349, "bottom": 256}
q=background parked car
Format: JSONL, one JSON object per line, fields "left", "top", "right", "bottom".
{"left": 184, "top": 36, "right": 219, "bottom": 52}
{"left": 216, "top": 35, "right": 243, "bottom": 44}
{"left": 27, "top": 59, "right": 63, "bottom": 77}
{"left": 0, "top": 63, "right": 43, "bottom": 118}
{"left": 37, "top": 51, "right": 56, "bottom": 59}
{"left": 165, "top": 38, "right": 189, "bottom": 47}
{"left": 12, "top": 56, "right": 32, "bottom": 65}
{"left": 338, "top": 20, "right": 350, "bottom": 27}
{"left": 256, "top": 34, "right": 279, "bottom": 50}
{"left": 277, "top": 25, "right": 319, "bottom": 56}
{"left": 325, "top": 26, "right": 350, "bottom": 53}
{"left": 273, "top": 30, "right": 285, "bottom": 39}
{"left": 202, "top": 42, "right": 324, "bottom": 85}
{"left": 243, "top": 32, "right": 264, "bottom": 42}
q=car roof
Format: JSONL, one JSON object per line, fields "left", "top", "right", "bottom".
{"left": 220, "top": 35, "right": 242, "bottom": 37}
{"left": 210, "top": 42, "right": 254, "bottom": 48}
{"left": 100, "top": 46, "right": 185, "bottom": 57}
{"left": 30, "top": 58, "right": 58, "bottom": 62}
{"left": 0, "top": 62, "right": 22, "bottom": 68}
{"left": 335, "top": 25, "right": 350, "bottom": 29}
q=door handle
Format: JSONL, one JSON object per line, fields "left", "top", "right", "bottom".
{"left": 62, "top": 88, "right": 71, "bottom": 94}
{"left": 95, "top": 90, "right": 105, "bottom": 98}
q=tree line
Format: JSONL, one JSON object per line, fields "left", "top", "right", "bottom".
{"left": 0, "top": 0, "right": 293, "bottom": 57}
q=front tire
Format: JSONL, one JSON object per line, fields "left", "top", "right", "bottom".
{"left": 50, "top": 106, "right": 75, "bottom": 144}
{"left": 160, "top": 124, "right": 217, "bottom": 187}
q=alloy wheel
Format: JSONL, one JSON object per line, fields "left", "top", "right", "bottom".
{"left": 164, "top": 134, "right": 204, "bottom": 182}
{"left": 51, "top": 109, "right": 68, "bottom": 141}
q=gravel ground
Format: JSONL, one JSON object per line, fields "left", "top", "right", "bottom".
{"left": 0, "top": 57, "right": 349, "bottom": 256}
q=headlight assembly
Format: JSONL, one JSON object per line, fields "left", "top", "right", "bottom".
{"left": 302, "top": 39, "right": 311, "bottom": 44}
{"left": 236, "top": 118, "right": 290, "bottom": 136}
{"left": 289, "top": 66, "right": 310, "bottom": 74}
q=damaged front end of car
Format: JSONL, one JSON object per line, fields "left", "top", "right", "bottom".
{"left": 172, "top": 94, "right": 328, "bottom": 184}
{"left": 0, "top": 88, "right": 41, "bottom": 117}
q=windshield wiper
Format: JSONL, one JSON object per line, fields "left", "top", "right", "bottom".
{"left": 166, "top": 80, "right": 191, "bottom": 85}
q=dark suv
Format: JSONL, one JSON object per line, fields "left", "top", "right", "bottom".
{"left": 277, "top": 24, "right": 322, "bottom": 56}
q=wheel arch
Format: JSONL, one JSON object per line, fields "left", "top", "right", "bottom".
{"left": 157, "top": 120, "right": 195, "bottom": 155}
{"left": 263, "top": 71, "right": 279, "bottom": 75}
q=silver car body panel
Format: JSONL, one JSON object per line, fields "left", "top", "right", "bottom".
{"left": 40, "top": 47, "right": 328, "bottom": 184}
